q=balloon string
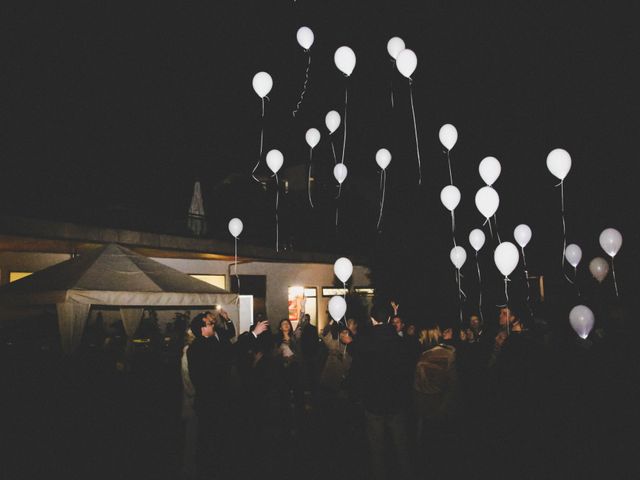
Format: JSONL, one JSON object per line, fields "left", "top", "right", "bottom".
{"left": 446, "top": 149, "right": 453, "bottom": 185}
{"left": 574, "top": 266, "right": 581, "bottom": 296}
{"left": 234, "top": 237, "right": 240, "bottom": 292}
{"left": 457, "top": 269, "right": 463, "bottom": 325}
{"left": 275, "top": 173, "right": 279, "bottom": 252}
{"left": 292, "top": 52, "right": 311, "bottom": 118}
{"left": 476, "top": 251, "right": 483, "bottom": 324}
{"left": 330, "top": 138, "right": 337, "bottom": 165}
{"left": 493, "top": 215, "right": 501, "bottom": 244}
{"left": 451, "top": 211, "right": 457, "bottom": 247}
{"left": 389, "top": 59, "right": 395, "bottom": 109}
{"left": 487, "top": 218, "right": 494, "bottom": 239}
{"left": 497, "top": 277, "right": 510, "bottom": 309}
{"left": 409, "top": 81, "right": 422, "bottom": 185}
{"left": 376, "top": 169, "right": 386, "bottom": 231}
{"left": 341, "top": 83, "right": 348, "bottom": 165}
{"left": 521, "top": 246, "right": 532, "bottom": 310}
{"left": 307, "top": 147, "right": 314, "bottom": 208}
{"left": 611, "top": 258, "right": 619, "bottom": 297}
{"left": 251, "top": 98, "right": 265, "bottom": 183}
{"left": 559, "top": 180, "right": 572, "bottom": 284}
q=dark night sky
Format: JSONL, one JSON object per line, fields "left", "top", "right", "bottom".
{"left": 3, "top": 1, "right": 639, "bottom": 310}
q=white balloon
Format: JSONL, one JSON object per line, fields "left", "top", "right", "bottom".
{"left": 479, "top": 156, "right": 501, "bottom": 186}
{"left": 440, "top": 185, "right": 461, "bottom": 212}
{"left": 589, "top": 257, "right": 609, "bottom": 283}
{"left": 439, "top": 124, "right": 458, "bottom": 150}
{"left": 494, "top": 242, "right": 519, "bottom": 277}
{"left": 599, "top": 228, "right": 623, "bottom": 257}
{"left": 564, "top": 244, "right": 582, "bottom": 268}
{"left": 266, "top": 149, "right": 283, "bottom": 174}
{"left": 546, "top": 148, "right": 571, "bottom": 181}
{"left": 305, "top": 128, "right": 321, "bottom": 149}
{"left": 396, "top": 49, "right": 417, "bottom": 78}
{"left": 334, "top": 46, "right": 356, "bottom": 76}
{"left": 325, "top": 110, "right": 341, "bottom": 134}
{"left": 328, "top": 296, "right": 347, "bottom": 322}
{"left": 228, "top": 218, "right": 243, "bottom": 238}
{"left": 296, "top": 26, "right": 314, "bottom": 50}
{"left": 475, "top": 186, "right": 500, "bottom": 219}
{"left": 387, "top": 36, "right": 405, "bottom": 60}
{"left": 469, "top": 229, "right": 486, "bottom": 252}
{"left": 450, "top": 246, "right": 467, "bottom": 270}
{"left": 375, "top": 148, "right": 392, "bottom": 170}
{"left": 333, "top": 163, "right": 348, "bottom": 184}
{"left": 252, "top": 72, "right": 273, "bottom": 99}
{"left": 569, "top": 305, "right": 595, "bottom": 339}
{"left": 513, "top": 224, "right": 532, "bottom": 248}
{"left": 334, "top": 257, "right": 353, "bottom": 283}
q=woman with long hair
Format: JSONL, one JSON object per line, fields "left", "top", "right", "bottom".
{"left": 273, "top": 318, "right": 303, "bottom": 432}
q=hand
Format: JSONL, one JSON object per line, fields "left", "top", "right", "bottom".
{"left": 253, "top": 320, "right": 269, "bottom": 336}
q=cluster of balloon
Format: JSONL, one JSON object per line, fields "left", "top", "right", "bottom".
{"left": 333, "top": 163, "right": 348, "bottom": 225}
{"left": 478, "top": 156, "right": 502, "bottom": 241}
{"left": 334, "top": 46, "right": 356, "bottom": 170}
{"left": 513, "top": 224, "right": 533, "bottom": 315}
{"left": 569, "top": 305, "right": 595, "bottom": 340}
{"left": 449, "top": 246, "right": 467, "bottom": 323}
{"left": 325, "top": 110, "right": 341, "bottom": 164}
{"left": 494, "top": 241, "right": 519, "bottom": 332}
{"left": 396, "top": 48, "right": 421, "bottom": 184}
{"left": 475, "top": 185, "right": 500, "bottom": 239}
{"left": 251, "top": 72, "right": 273, "bottom": 182}
{"left": 265, "top": 149, "right": 284, "bottom": 252}
{"left": 440, "top": 184, "right": 461, "bottom": 246}
{"left": 292, "top": 27, "right": 314, "bottom": 118}
{"left": 228, "top": 218, "right": 243, "bottom": 289}
{"left": 546, "top": 148, "right": 572, "bottom": 278}
{"left": 386, "top": 36, "right": 405, "bottom": 108}
{"left": 439, "top": 124, "right": 458, "bottom": 185}
{"left": 375, "top": 148, "right": 392, "bottom": 231}
{"left": 564, "top": 243, "right": 582, "bottom": 292}
{"left": 334, "top": 257, "right": 353, "bottom": 302}
{"left": 469, "top": 229, "right": 486, "bottom": 323}
{"left": 599, "top": 227, "right": 622, "bottom": 296}
{"left": 305, "top": 128, "right": 320, "bottom": 208}
{"left": 589, "top": 257, "right": 609, "bottom": 284}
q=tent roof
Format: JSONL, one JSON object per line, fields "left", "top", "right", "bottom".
{"left": 0, "top": 243, "right": 236, "bottom": 306}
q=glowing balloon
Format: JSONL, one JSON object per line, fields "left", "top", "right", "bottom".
{"left": 546, "top": 148, "right": 571, "bottom": 181}
{"left": 396, "top": 49, "right": 417, "bottom": 78}
{"left": 589, "top": 257, "right": 609, "bottom": 283}
{"left": 252, "top": 72, "right": 273, "bottom": 99}
{"left": 333, "top": 163, "right": 348, "bottom": 184}
{"left": 376, "top": 148, "right": 392, "bottom": 170}
{"left": 564, "top": 244, "right": 582, "bottom": 268}
{"left": 469, "top": 229, "right": 486, "bottom": 252}
{"left": 296, "top": 26, "right": 314, "bottom": 50}
{"left": 440, "top": 185, "right": 461, "bottom": 212}
{"left": 569, "top": 305, "right": 595, "bottom": 339}
{"left": 494, "top": 242, "right": 519, "bottom": 277}
{"left": 450, "top": 246, "right": 467, "bottom": 270}
{"left": 325, "top": 111, "right": 341, "bottom": 134}
{"left": 479, "top": 156, "right": 501, "bottom": 186}
{"left": 599, "top": 228, "right": 622, "bottom": 257}
{"left": 387, "top": 36, "right": 405, "bottom": 60}
{"left": 266, "top": 149, "right": 283, "bottom": 174}
{"left": 475, "top": 186, "right": 499, "bottom": 220}
{"left": 513, "top": 224, "right": 532, "bottom": 248}
{"left": 328, "top": 295, "right": 347, "bottom": 322}
{"left": 228, "top": 218, "right": 243, "bottom": 238}
{"left": 439, "top": 124, "right": 458, "bottom": 150}
{"left": 334, "top": 46, "right": 356, "bottom": 76}
{"left": 305, "top": 128, "right": 320, "bottom": 149}
{"left": 334, "top": 257, "right": 353, "bottom": 283}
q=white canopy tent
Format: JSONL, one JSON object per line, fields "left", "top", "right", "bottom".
{"left": 0, "top": 243, "right": 237, "bottom": 353}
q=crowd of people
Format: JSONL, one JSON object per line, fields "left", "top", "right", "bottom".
{"left": 180, "top": 298, "right": 635, "bottom": 480}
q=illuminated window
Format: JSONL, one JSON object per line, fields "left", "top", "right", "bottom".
{"left": 354, "top": 287, "right": 375, "bottom": 296}
{"left": 9, "top": 272, "right": 32, "bottom": 283}
{"left": 322, "top": 287, "right": 348, "bottom": 297}
{"left": 288, "top": 286, "right": 318, "bottom": 326}
{"left": 190, "top": 274, "right": 226, "bottom": 290}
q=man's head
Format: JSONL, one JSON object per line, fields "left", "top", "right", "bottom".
{"left": 190, "top": 313, "right": 214, "bottom": 338}
{"left": 303, "top": 313, "right": 311, "bottom": 323}
{"left": 469, "top": 314, "right": 481, "bottom": 330}
{"left": 392, "top": 316, "right": 405, "bottom": 334}
{"left": 498, "top": 307, "right": 517, "bottom": 328}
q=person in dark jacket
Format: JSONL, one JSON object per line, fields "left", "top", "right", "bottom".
{"left": 340, "top": 305, "right": 415, "bottom": 480}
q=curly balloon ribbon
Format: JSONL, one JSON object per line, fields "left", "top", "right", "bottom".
{"left": 557, "top": 180, "right": 573, "bottom": 284}
{"left": 497, "top": 276, "right": 511, "bottom": 310}
{"left": 307, "top": 147, "right": 314, "bottom": 208}
{"left": 376, "top": 169, "right": 387, "bottom": 231}
{"left": 475, "top": 251, "right": 484, "bottom": 324}
{"left": 521, "top": 246, "right": 533, "bottom": 321}
{"left": 611, "top": 258, "right": 620, "bottom": 297}
{"left": 292, "top": 52, "right": 311, "bottom": 118}
{"left": 408, "top": 79, "right": 422, "bottom": 185}
{"left": 251, "top": 98, "right": 266, "bottom": 183}
{"left": 456, "top": 269, "right": 467, "bottom": 324}
{"left": 275, "top": 172, "right": 279, "bottom": 252}
{"left": 446, "top": 149, "right": 453, "bottom": 185}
